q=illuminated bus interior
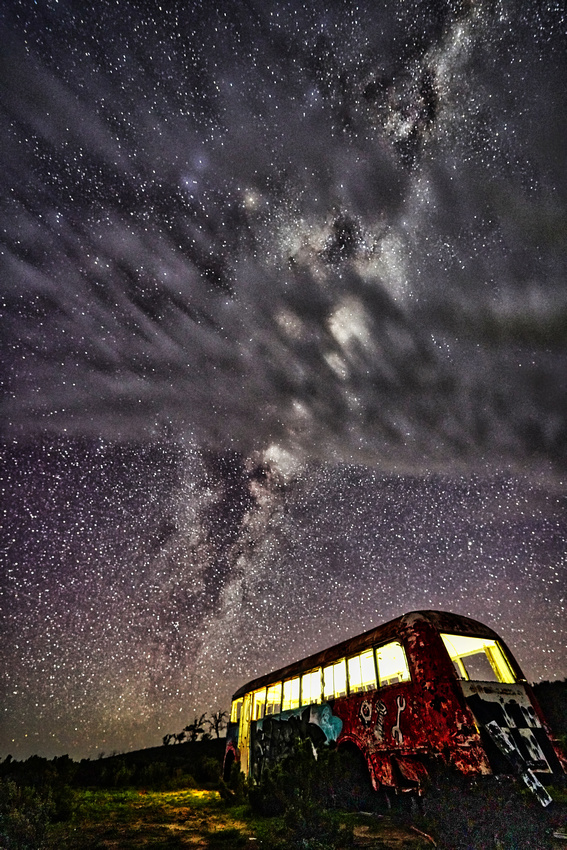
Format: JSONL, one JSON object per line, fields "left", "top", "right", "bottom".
{"left": 282, "top": 677, "right": 301, "bottom": 711}
{"left": 301, "top": 669, "right": 322, "bottom": 705}
{"left": 347, "top": 648, "right": 377, "bottom": 693}
{"left": 323, "top": 659, "right": 347, "bottom": 699}
{"left": 440, "top": 633, "right": 516, "bottom": 683}
{"left": 375, "top": 641, "right": 411, "bottom": 686}
{"left": 266, "top": 682, "right": 282, "bottom": 714}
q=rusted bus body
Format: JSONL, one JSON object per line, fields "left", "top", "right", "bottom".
{"left": 224, "top": 610, "right": 566, "bottom": 790}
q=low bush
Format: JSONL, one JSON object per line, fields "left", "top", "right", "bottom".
{"left": 0, "top": 778, "right": 53, "bottom": 850}
{"left": 415, "top": 771, "right": 567, "bottom": 850}
{"left": 247, "top": 738, "right": 355, "bottom": 848}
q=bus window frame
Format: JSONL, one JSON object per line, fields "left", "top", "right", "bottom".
{"left": 265, "top": 681, "right": 282, "bottom": 715}
{"left": 252, "top": 687, "right": 267, "bottom": 721}
{"left": 440, "top": 633, "right": 516, "bottom": 684}
{"left": 375, "top": 640, "right": 412, "bottom": 688}
{"left": 282, "top": 676, "right": 301, "bottom": 711}
{"left": 230, "top": 698, "right": 243, "bottom": 724}
{"left": 323, "top": 658, "right": 348, "bottom": 700}
{"left": 301, "top": 668, "right": 323, "bottom": 706}
{"left": 347, "top": 648, "right": 378, "bottom": 694}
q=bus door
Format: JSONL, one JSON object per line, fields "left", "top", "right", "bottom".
{"left": 461, "top": 680, "right": 556, "bottom": 773}
{"left": 238, "top": 692, "right": 253, "bottom": 777}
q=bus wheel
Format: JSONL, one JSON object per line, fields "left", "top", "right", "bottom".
{"left": 336, "top": 743, "right": 378, "bottom": 811}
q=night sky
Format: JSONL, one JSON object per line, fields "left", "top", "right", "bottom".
{"left": 1, "top": 0, "right": 566, "bottom": 761}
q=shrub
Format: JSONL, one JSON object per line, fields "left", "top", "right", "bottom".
{"left": 247, "top": 738, "right": 354, "bottom": 848}
{"left": 200, "top": 755, "right": 222, "bottom": 784}
{"left": 0, "top": 779, "right": 53, "bottom": 850}
{"left": 248, "top": 737, "right": 376, "bottom": 816}
{"left": 219, "top": 761, "right": 250, "bottom": 806}
{"left": 207, "top": 826, "right": 248, "bottom": 846}
{"left": 417, "top": 771, "right": 565, "bottom": 850}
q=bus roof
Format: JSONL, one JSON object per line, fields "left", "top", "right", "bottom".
{"left": 231, "top": 609, "right": 502, "bottom": 700}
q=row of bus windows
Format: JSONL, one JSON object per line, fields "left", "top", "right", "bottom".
{"left": 230, "top": 641, "right": 411, "bottom": 723}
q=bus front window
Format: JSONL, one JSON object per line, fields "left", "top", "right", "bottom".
{"left": 440, "top": 634, "right": 516, "bottom": 684}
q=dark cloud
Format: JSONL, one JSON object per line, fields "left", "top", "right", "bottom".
{"left": 1, "top": 0, "right": 565, "bottom": 477}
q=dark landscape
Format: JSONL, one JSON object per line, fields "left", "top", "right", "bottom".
{"left": 1, "top": 682, "right": 566, "bottom": 849}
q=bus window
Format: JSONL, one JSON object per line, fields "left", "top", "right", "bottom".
{"left": 376, "top": 641, "right": 411, "bottom": 687}
{"left": 252, "top": 688, "right": 266, "bottom": 720}
{"left": 348, "top": 649, "right": 377, "bottom": 693}
{"left": 266, "top": 682, "right": 282, "bottom": 715}
{"left": 301, "top": 669, "right": 322, "bottom": 705}
{"left": 441, "top": 634, "right": 515, "bottom": 684}
{"left": 323, "top": 659, "right": 347, "bottom": 699}
{"left": 282, "top": 677, "right": 300, "bottom": 711}
{"left": 230, "top": 698, "right": 243, "bottom": 723}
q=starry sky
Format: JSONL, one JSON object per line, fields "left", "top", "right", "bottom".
{"left": 1, "top": 0, "right": 566, "bottom": 761}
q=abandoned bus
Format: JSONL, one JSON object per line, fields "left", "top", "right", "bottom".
{"left": 224, "top": 610, "right": 565, "bottom": 792}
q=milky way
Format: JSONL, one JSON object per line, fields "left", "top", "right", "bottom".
{"left": 1, "top": 0, "right": 566, "bottom": 759}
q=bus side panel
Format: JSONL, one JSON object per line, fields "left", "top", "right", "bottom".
{"left": 404, "top": 617, "right": 565, "bottom": 778}
{"left": 331, "top": 682, "right": 488, "bottom": 789}
{"left": 401, "top": 615, "right": 492, "bottom": 776}
{"left": 330, "top": 618, "right": 492, "bottom": 787}
{"left": 250, "top": 704, "right": 342, "bottom": 781}
{"left": 522, "top": 681, "right": 567, "bottom": 774}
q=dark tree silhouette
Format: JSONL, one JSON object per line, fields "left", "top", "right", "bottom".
{"left": 162, "top": 733, "right": 173, "bottom": 746}
{"left": 207, "top": 709, "right": 229, "bottom": 739}
{"left": 183, "top": 713, "right": 208, "bottom": 742}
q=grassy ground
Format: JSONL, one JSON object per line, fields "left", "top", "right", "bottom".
{"left": 49, "top": 787, "right": 256, "bottom": 848}
{"left": 47, "top": 787, "right": 434, "bottom": 849}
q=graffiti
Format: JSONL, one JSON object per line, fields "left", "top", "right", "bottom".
{"left": 316, "top": 703, "right": 343, "bottom": 742}
{"left": 391, "top": 695, "right": 406, "bottom": 745}
{"left": 360, "top": 700, "right": 373, "bottom": 727}
{"left": 373, "top": 700, "right": 388, "bottom": 742}
{"left": 250, "top": 703, "right": 343, "bottom": 780}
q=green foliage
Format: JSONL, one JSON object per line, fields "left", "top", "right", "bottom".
{"left": 101, "top": 758, "right": 135, "bottom": 788}
{"left": 137, "top": 760, "right": 170, "bottom": 788}
{"left": 200, "top": 755, "right": 221, "bottom": 784}
{"left": 50, "top": 787, "right": 232, "bottom": 847}
{"left": 207, "top": 826, "right": 248, "bottom": 846}
{"left": 280, "top": 800, "right": 353, "bottom": 850}
{"left": 219, "top": 760, "right": 250, "bottom": 805}
{"left": 247, "top": 738, "right": 355, "bottom": 848}
{"left": 0, "top": 778, "right": 53, "bottom": 850}
{"left": 0, "top": 755, "right": 74, "bottom": 826}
